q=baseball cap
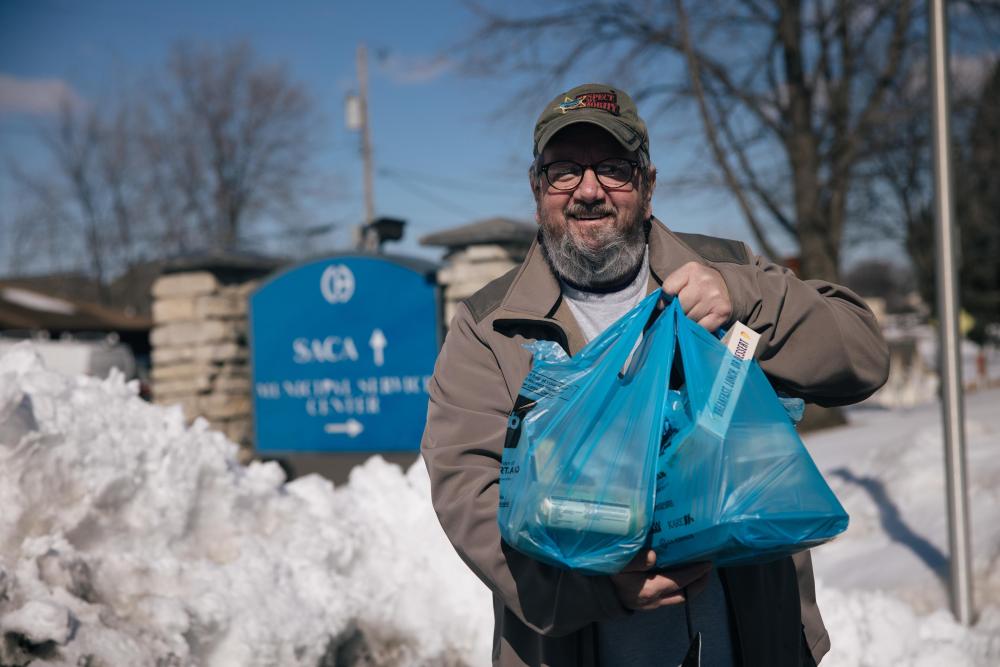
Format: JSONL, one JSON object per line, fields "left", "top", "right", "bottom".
{"left": 533, "top": 83, "right": 649, "bottom": 158}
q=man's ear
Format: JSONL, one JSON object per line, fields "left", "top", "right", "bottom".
{"left": 529, "top": 167, "right": 541, "bottom": 204}
{"left": 642, "top": 165, "right": 657, "bottom": 219}
{"left": 529, "top": 167, "right": 543, "bottom": 225}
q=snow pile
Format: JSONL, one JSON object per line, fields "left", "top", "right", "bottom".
{"left": 807, "top": 389, "right": 1000, "bottom": 615}
{"left": 818, "top": 582, "right": 1000, "bottom": 667}
{"left": 805, "top": 388, "right": 1000, "bottom": 667}
{"left": 3, "top": 341, "right": 1000, "bottom": 666}
{"left": 0, "top": 344, "right": 491, "bottom": 667}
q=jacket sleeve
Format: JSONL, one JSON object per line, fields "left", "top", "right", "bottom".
{"left": 714, "top": 247, "right": 890, "bottom": 406}
{"left": 420, "top": 302, "right": 629, "bottom": 637}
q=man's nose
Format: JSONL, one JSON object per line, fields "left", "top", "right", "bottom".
{"left": 573, "top": 167, "right": 606, "bottom": 203}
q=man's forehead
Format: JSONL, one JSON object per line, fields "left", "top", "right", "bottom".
{"left": 540, "top": 123, "right": 636, "bottom": 160}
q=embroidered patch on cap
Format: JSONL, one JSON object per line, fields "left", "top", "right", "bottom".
{"left": 555, "top": 91, "right": 620, "bottom": 115}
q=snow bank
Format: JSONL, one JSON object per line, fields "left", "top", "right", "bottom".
{"left": 805, "top": 388, "right": 1000, "bottom": 667}
{"left": 0, "top": 344, "right": 491, "bottom": 667}
{"left": 806, "top": 389, "right": 1000, "bottom": 615}
{"left": 2, "top": 342, "right": 998, "bottom": 666}
{"left": 819, "top": 582, "right": 1000, "bottom": 667}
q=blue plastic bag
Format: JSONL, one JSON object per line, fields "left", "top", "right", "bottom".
{"left": 651, "top": 300, "right": 849, "bottom": 568}
{"left": 498, "top": 291, "right": 674, "bottom": 574}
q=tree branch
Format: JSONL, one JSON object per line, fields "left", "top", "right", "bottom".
{"left": 674, "top": 0, "right": 782, "bottom": 259}
{"left": 711, "top": 91, "right": 797, "bottom": 238}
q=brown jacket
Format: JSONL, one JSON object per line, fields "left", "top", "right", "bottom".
{"left": 421, "top": 219, "right": 889, "bottom": 666}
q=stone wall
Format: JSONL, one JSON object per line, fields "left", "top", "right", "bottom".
{"left": 435, "top": 244, "right": 528, "bottom": 326}
{"left": 150, "top": 271, "right": 256, "bottom": 458}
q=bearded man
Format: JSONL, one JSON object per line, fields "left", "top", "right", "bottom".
{"left": 421, "top": 83, "right": 889, "bottom": 667}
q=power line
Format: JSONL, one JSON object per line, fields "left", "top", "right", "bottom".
{"left": 239, "top": 220, "right": 345, "bottom": 242}
{"left": 380, "top": 169, "right": 481, "bottom": 220}
{"left": 379, "top": 166, "right": 522, "bottom": 195}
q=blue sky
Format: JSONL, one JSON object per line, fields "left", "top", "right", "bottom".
{"left": 0, "top": 0, "right": 760, "bottom": 269}
{"left": 0, "top": 0, "right": 909, "bottom": 270}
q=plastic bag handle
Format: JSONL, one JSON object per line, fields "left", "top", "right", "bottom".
{"left": 620, "top": 294, "right": 677, "bottom": 382}
{"left": 640, "top": 292, "right": 672, "bottom": 335}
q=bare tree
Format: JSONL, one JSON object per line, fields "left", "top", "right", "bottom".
{"left": 141, "top": 42, "right": 316, "bottom": 252}
{"left": 8, "top": 98, "right": 148, "bottom": 301}
{"left": 5, "top": 184, "right": 68, "bottom": 279}
{"left": 461, "top": 0, "right": 1000, "bottom": 281}
{"left": 6, "top": 41, "right": 322, "bottom": 296}
{"left": 905, "top": 59, "right": 1000, "bottom": 343}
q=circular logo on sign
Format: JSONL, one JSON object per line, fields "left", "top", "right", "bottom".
{"left": 320, "top": 264, "right": 355, "bottom": 304}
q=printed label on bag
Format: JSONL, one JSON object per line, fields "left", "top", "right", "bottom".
{"left": 520, "top": 371, "right": 577, "bottom": 402}
{"left": 700, "top": 345, "right": 752, "bottom": 438}
{"left": 498, "top": 446, "right": 520, "bottom": 510}
{"left": 499, "top": 395, "right": 537, "bottom": 510}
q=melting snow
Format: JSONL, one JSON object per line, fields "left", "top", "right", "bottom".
{"left": 1, "top": 342, "right": 997, "bottom": 666}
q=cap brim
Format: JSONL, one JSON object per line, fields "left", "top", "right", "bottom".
{"left": 535, "top": 112, "right": 643, "bottom": 156}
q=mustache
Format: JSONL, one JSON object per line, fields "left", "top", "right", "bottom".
{"left": 565, "top": 203, "right": 616, "bottom": 218}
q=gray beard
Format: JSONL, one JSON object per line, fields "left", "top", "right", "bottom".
{"left": 538, "top": 212, "right": 648, "bottom": 290}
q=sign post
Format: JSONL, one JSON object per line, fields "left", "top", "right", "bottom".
{"left": 250, "top": 255, "right": 438, "bottom": 454}
{"left": 928, "top": 0, "right": 973, "bottom": 625}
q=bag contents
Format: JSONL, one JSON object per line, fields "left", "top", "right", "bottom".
{"left": 498, "top": 291, "right": 673, "bottom": 574}
{"left": 498, "top": 294, "right": 848, "bottom": 574}
{"left": 651, "top": 302, "right": 848, "bottom": 568}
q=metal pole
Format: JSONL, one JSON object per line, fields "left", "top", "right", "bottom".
{"left": 928, "top": 0, "right": 974, "bottom": 626}
{"left": 358, "top": 44, "right": 375, "bottom": 227}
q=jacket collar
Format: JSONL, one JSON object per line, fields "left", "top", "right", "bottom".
{"left": 497, "top": 233, "right": 563, "bottom": 319}
{"left": 647, "top": 216, "right": 706, "bottom": 283}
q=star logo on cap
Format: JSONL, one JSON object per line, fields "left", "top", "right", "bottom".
{"left": 555, "top": 96, "right": 586, "bottom": 114}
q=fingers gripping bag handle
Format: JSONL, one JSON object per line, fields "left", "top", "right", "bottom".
{"left": 499, "top": 290, "right": 676, "bottom": 574}
{"left": 652, "top": 303, "right": 849, "bottom": 568}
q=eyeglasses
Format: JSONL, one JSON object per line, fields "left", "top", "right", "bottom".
{"left": 540, "top": 158, "right": 639, "bottom": 191}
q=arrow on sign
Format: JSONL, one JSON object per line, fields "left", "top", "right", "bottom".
{"left": 325, "top": 419, "right": 364, "bottom": 437}
{"left": 369, "top": 328, "right": 387, "bottom": 367}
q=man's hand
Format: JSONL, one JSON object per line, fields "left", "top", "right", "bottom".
{"left": 610, "top": 550, "right": 712, "bottom": 611}
{"left": 662, "top": 262, "right": 732, "bottom": 332}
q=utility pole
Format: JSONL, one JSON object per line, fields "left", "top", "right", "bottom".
{"left": 345, "top": 45, "right": 404, "bottom": 253}
{"left": 929, "top": 0, "right": 974, "bottom": 626}
{"left": 346, "top": 44, "right": 378, "bottom": 250}
{"left": 357, "top": 43, "right": 375, "bottom": 228}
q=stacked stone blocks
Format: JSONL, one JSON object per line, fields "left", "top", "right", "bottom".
{"left": 150, "top": 271, "right": 255, "bottom": 453}
{"left": 435, "top": 244, "right": 527, "bottom": 325}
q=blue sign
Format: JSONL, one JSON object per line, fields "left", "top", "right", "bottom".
{"left": 250, "top": 255, "right": 439, "bottom": 453}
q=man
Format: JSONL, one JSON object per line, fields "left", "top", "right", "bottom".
{"left": 421, "top": 83, "right": 889, "bottom": 666}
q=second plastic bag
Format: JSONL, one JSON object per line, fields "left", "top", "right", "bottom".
{"left": 651, "top": 300, "right": 849, "bottom": 568}
{"left": 498, "top": 291, "right": 674, "bottom": 574}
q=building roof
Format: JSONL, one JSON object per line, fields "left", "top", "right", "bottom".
{"left": 0, "top": 254, "right": 286, "bottom": 322}
{"left": 0, "top": 283, "right": 152, "bottom": 332}
{"left": 2, "top": 266, "right": 164, "bottom": 318}
{"left": 419, "top": 217, "right": 537, "bottom": 249}
{"left": 159, "top": 251, "right": 289, "bottom": 277}
{"left": 0, "top": 272, "right": 103, "bottom": 303}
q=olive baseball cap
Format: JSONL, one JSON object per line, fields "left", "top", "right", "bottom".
{"left": 533, "top": 83, "right": 649, "bottom": 158}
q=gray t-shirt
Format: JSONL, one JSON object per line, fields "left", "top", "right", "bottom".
{"left": 560, "top": 252, "right": 650, "bottom": 344}
{"left": 559, "top": 250, "right": 736, "bottom": 666}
